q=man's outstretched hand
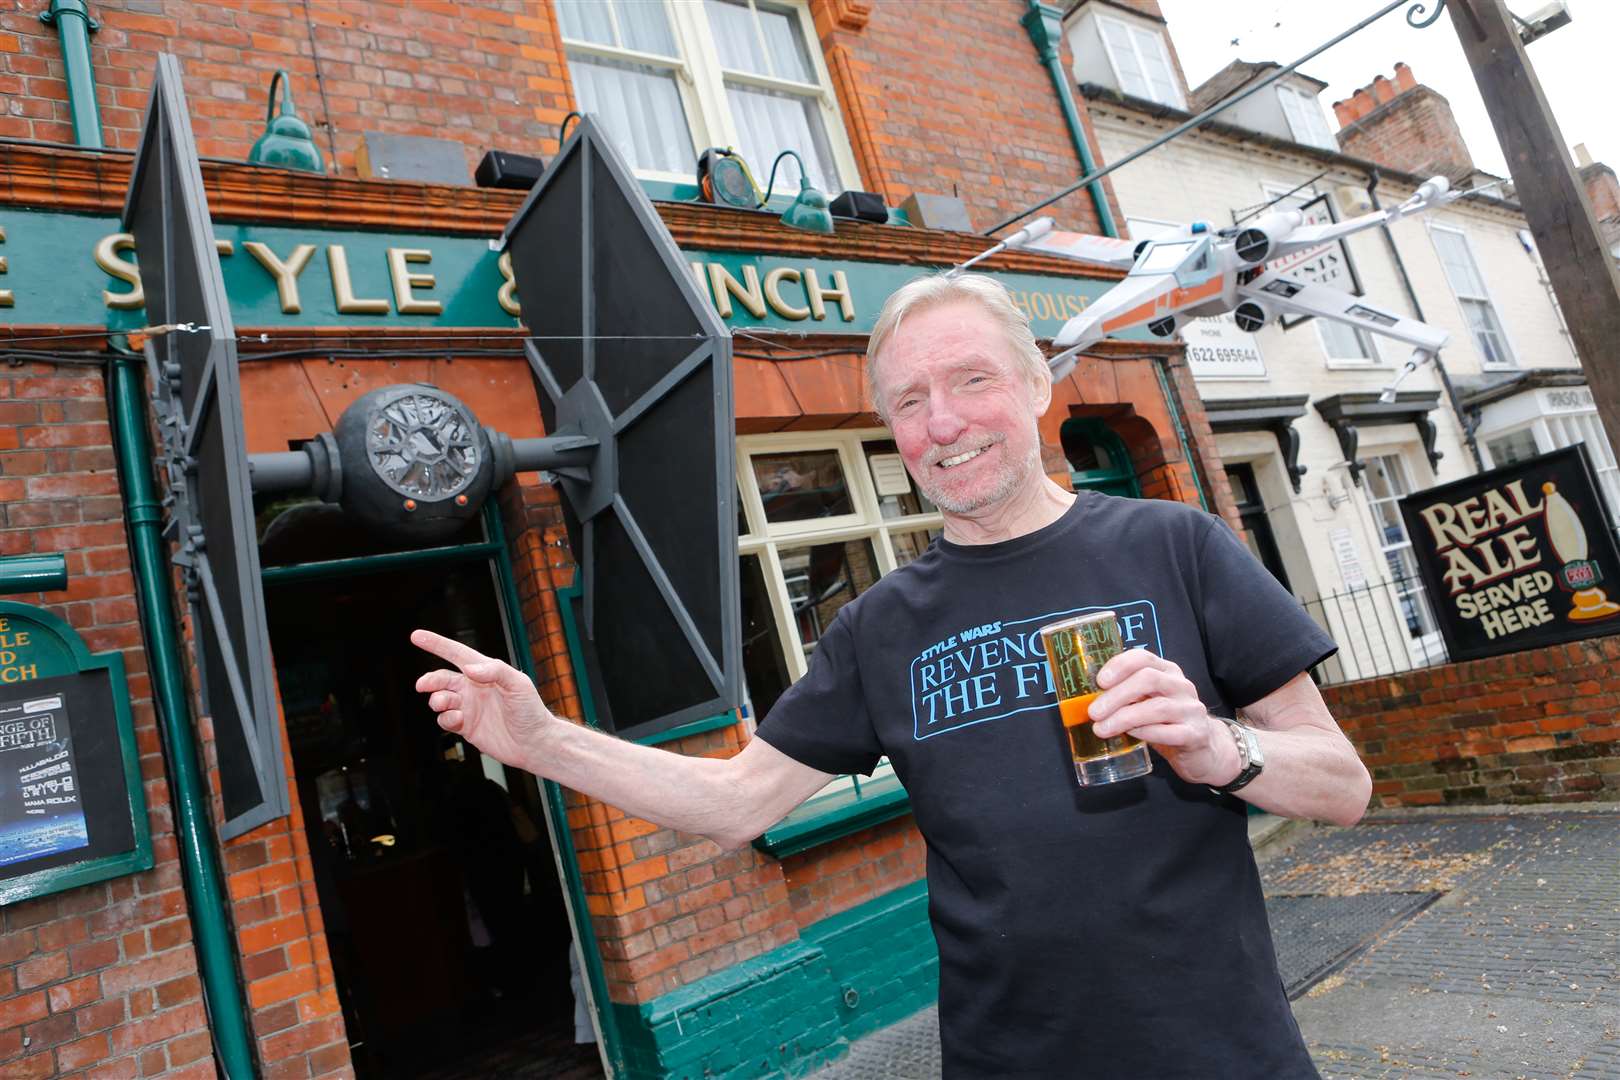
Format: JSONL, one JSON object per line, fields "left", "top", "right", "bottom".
{"left": 412, "top": 629, "right": 555, "bottom": 771}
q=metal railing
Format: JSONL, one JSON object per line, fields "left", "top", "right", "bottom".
{"left": 1299, "top": 575, "right": 1450, "bottom": 686}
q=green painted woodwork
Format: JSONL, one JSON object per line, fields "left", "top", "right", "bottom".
{"left": 754, "top": 773, "right": 911, "bottom": 859}
{"left": 479, "top": 504, "right": 625, "bottom": 1075}
{"left": 636, "top": 711, "right": 741, "bottom": 747}
{"left": 259, "top": 539, "right": 503, "bottom": 587}
{"left": 609, "top": 940, "right": 846, "bottom": 1079}
{"left": 798, "top": 879, "right": 937, "bottom": 1043}
{"left": 0, "top": 205, "right": 1138, "bottom": 341}
{"left": 606, "top": 880, "right": 938, "bottom": 1078}
{"left": 1062, "top": 417, "right": 1142, "bottom": 500}
{"left": 0, "top": 601, "right": 152, "bottom": 907}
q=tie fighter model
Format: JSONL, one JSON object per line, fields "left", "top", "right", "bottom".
{"left": 994, "top": 176, "right": 1464, "bottom": 397}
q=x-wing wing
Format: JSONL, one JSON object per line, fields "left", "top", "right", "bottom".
{"left": 995, "top": 175, "right": 1463, "bottom": 375}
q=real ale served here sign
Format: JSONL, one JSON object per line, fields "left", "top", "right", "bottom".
{"left": 1398, "top": 444, "right": 1620, "bottom": 663}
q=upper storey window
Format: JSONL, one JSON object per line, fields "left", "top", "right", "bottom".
{"left": 1277, "top": 82, "right": 1337, "bottom": 151}
{"left": 556, "top": 0, "right": 855, "bottom": 193}
{"left": 1096, "top": 13, "right": 1184, "bottom": 108}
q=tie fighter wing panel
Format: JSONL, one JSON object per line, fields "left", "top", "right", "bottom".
{"left": 1239, "top": 272, "right": 1449, "bottom": 352}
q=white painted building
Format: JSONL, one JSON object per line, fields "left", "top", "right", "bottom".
{"left": 1062, "top": 0, "right": 1617, "bottom": 681}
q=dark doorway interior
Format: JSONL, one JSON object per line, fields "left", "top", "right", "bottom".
{"left": 263, "top": 555, "right": 601, "bottom": 1079}
{"left": 1225, "top": 463, "right": 1292, "bottom": 592}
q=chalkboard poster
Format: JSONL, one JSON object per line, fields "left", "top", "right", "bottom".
{"left": 0, "top": 688, "right": 89, "bottom": 866}
{"left": 1398, "top": 444, "right": 1620, "bottom": 663}
{"left": 0, "top": 604, "right": 150, "bottom": 906}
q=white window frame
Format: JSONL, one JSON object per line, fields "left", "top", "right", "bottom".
{"left": 1275, "top": 82, "right": 1336, "bottom": 151}
{"left": 1427, "top": 221, "right": 1519, "bottom": 370}
{"left": 736, "top": 429, "right": 943, "bottom": 796}
{"left": 1362, "top": 449, "right": 1447, "bottom": 666}
{"left": 556, "top": 0, "right": 864, "bottom": 192}
{"left": 1095, "top": 12, "right": 1185, "bottom": 109}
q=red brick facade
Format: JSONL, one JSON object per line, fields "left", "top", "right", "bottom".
{"left": 2, "top": 0, "right": 1122, "bottom": 237}
{"left": 1333, "top": 62, "right": 1476, "bottom": 180}
{"left": 0, "top": 366, "right": 216, "bottom": 1078}
{"left": 1325, "top": 638, "right": 1620, "bottom": 807}
{"left": 0, "top": 2, "right": 1230, "bottom": 1075}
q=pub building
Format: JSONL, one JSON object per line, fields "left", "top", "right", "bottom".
{"left": 0, "top": 3, "right": 1240, "bottom": 1077}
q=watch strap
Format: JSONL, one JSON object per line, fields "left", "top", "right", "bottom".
{"left": 1211, "top": 718, "right": 1263, "bottom": 795}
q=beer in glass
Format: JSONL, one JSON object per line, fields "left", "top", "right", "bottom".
{"left": 1039, "top": 610, "right": 1153, "bottom": 785}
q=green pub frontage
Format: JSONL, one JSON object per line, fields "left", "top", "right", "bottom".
{"left": 0, "top": 80, "right": 1235, "bottom": 1080}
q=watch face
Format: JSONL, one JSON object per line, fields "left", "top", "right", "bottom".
{"left": 365, "top": 390, "right": 480, "bottom": 500}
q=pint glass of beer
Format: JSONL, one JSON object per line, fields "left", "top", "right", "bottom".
{"left": 1039, "top": 611, "right": 1153, "bottom": 786}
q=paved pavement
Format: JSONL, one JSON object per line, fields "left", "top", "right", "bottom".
{"left": 811, "top": 806, "right": 1620, "bottom": 1079}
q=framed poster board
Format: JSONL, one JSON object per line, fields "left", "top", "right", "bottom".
{"left": 0, "top": 602, "right": 151, "bottom": 906}
{"left": 1398, "top": 444, "right": 1620, "bottom": 663}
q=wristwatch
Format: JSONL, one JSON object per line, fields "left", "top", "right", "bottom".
{"left": 1210, "top": 718, "right": 1264, "bottom": 795}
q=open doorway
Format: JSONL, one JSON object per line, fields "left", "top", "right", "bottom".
{"left": 260, "top": 509, "right": 602, "bottom": 1079}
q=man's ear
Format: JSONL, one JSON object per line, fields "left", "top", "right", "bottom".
{"left": 1030, "top": 371, "right": 1053, "bottom": 417}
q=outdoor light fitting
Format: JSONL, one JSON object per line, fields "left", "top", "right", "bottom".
{"left": 247, "top": 69, "right": 325, "bottom": 175}
{"left": 762, "top": 150, "right": 835, "bottom": 235}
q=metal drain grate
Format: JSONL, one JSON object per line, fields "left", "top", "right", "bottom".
{"left": 1266, "top": 891, "right": 1441, "bottom": 998}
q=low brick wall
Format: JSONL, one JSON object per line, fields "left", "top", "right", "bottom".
{"left": 1324, "top": 637, "right": 1620, "bottom": 807}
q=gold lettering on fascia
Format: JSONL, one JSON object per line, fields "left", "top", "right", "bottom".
{"left": 96, "top": 232, "right": 144, "bottom": 309}
{"left": 762, "top": 267, "right": 809, "bottom": 320}
{"left": 496, "top": 252, "right": 521, "bottom": 317}
{"left": 243, "top": 241, "right": 316, "bottom": 314}
{"left": 0, "top": 226, "right": 11, "bottom": 308}
{"left": 708, "top": 263, "right": 766, "bottom": 319}
{"left": 1008, "top": 289, "right": 1087, "bottom": 322}
{"left": 804, "top": 268, "right": 854, "bottom": 322}
{"left": 0, "top": 617, "right": 37, "bottom": 684}
{"left": 387, "top": 247, "right": 443, "bottom": 315}
{"left": 327, "top": 244, "right": 389, "bottom": 314}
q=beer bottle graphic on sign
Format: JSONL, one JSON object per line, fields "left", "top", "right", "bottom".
{"left": 1542, "top": 481, "right": 1619, "bottom": 621}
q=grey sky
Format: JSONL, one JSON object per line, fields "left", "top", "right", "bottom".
{"left": 1154, "top": 0, "right": 1613, "bottom": 180}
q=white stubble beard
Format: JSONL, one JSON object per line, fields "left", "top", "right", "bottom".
{"left": 915, "top": 433, "right": 1042, "bottom": 516}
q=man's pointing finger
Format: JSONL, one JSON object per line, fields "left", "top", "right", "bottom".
{"left": 411, "top": 628, "right": 488, "bottom": 670}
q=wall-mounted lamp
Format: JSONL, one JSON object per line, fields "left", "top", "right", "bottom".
{"left": 762, "top": 150, "right": 834, "bottom": 235}
{"left": 248, "top": 70, "right": 325, "bottom": 175}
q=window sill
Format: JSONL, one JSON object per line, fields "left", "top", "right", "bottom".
{"left": 753, "top": 771, "right": 910, "bottom": 858}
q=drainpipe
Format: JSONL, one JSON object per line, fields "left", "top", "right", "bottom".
{"left": 39, "top": 0, "right": 103, "bottom": 149}
{"left": 1021, "top": 0, "right": 1119, "bottom": 237}
{"left": 1365, "top": 171, "right": 1484, "bottom": 470}
{"left": 111, "top": 358, "right": 258, "bottom": 1080}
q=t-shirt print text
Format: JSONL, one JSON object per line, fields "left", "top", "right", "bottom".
{"left": 909, "top": 601, "right": 1161, "bottom": 740}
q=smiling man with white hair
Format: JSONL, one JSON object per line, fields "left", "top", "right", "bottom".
{"left": 413, "top": 273, "right": 1371, "bottom": 1079}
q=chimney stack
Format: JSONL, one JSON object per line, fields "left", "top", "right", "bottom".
{"left": 1332, "top": 63, "right": 1475, "bottom": 180}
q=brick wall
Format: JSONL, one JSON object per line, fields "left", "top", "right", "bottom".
{"left": 1325, "top": 638, "right": 1620, "bottom": 807}
{"left": 1333, "top": 63, "right": 1475, "bottom": 180}
{"left": 0, "top": 362, "right": 215, "bottom": 1079}
{"left": 4, "top": 0, "right": 1123, "bottom": 237}
{"left": 810, "top": 0, "right": 1121, "bottom": 234}
{"left": 1580, "top": 163, "right": 1620, "bottom": 223}
{"left": 0, "top": 0, "right": 568, "bottom": 178}
{"left": 780, "top": 816, "right": 926, "bottom": 930}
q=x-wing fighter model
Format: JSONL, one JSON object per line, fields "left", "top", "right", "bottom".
{"left": 984, "top": 176, "right": 1465, "bottom": 398}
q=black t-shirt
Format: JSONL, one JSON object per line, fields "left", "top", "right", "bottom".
{"left": 756, "top": 492, "right": 1336, "bottom": 1079}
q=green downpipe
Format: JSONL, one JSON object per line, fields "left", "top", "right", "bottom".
{"left": 1021, "top": 1, "right": 1118, "bottom": 238}
{"left": 40, "top": 0, "right": 103, "bottom": 149}
{"left": 111, "top": 359, "right": 257, "bottom": 1079}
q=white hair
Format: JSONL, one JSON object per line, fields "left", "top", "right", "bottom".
{"left": 865, "top": 272, "right": 1050, "bottom": 420}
